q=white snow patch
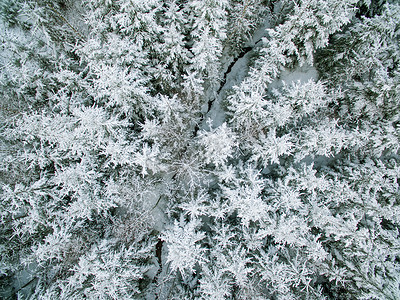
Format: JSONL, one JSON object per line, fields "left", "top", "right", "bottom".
{"left": 145, "top": 256, "right": 159, "bottom": 280}
{"left": 245, "top": 18, "right": 271, "bottom": 47}
{"left": 150, "top": 204, "right": 167, "bottom": 232}
{"left": 10, "top": 262, "right": 38, "bottom": 298}
{"left": 269, "top": 63, "right": 319, "bottom": 90}
{"left": 143, "top": 184, "right": 168, "bottom": 233}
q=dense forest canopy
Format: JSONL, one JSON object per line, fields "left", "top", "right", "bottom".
{"left": 1, "top": 0, "right": 400, "bottom": 299}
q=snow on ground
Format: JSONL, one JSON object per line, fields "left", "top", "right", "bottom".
{"left": 269, "top": 63, "right": 319, "bottom": 90}
{"left": 245, "top": 18, "right": 271, "bottom": 48}
{"left": 143, "top": 181, "right": 168, "bottom": 233}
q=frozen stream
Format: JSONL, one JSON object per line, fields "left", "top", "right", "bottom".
{"left": 202, "top": 20, "right": 318, "bottom": 131}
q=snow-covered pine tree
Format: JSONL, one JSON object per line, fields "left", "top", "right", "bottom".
{"left": 1, "top": 0, "right": 400, "bottom": 299}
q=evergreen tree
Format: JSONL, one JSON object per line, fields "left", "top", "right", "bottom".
{"left": 1, "top": 1, "right": 400, "bottom": 299}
